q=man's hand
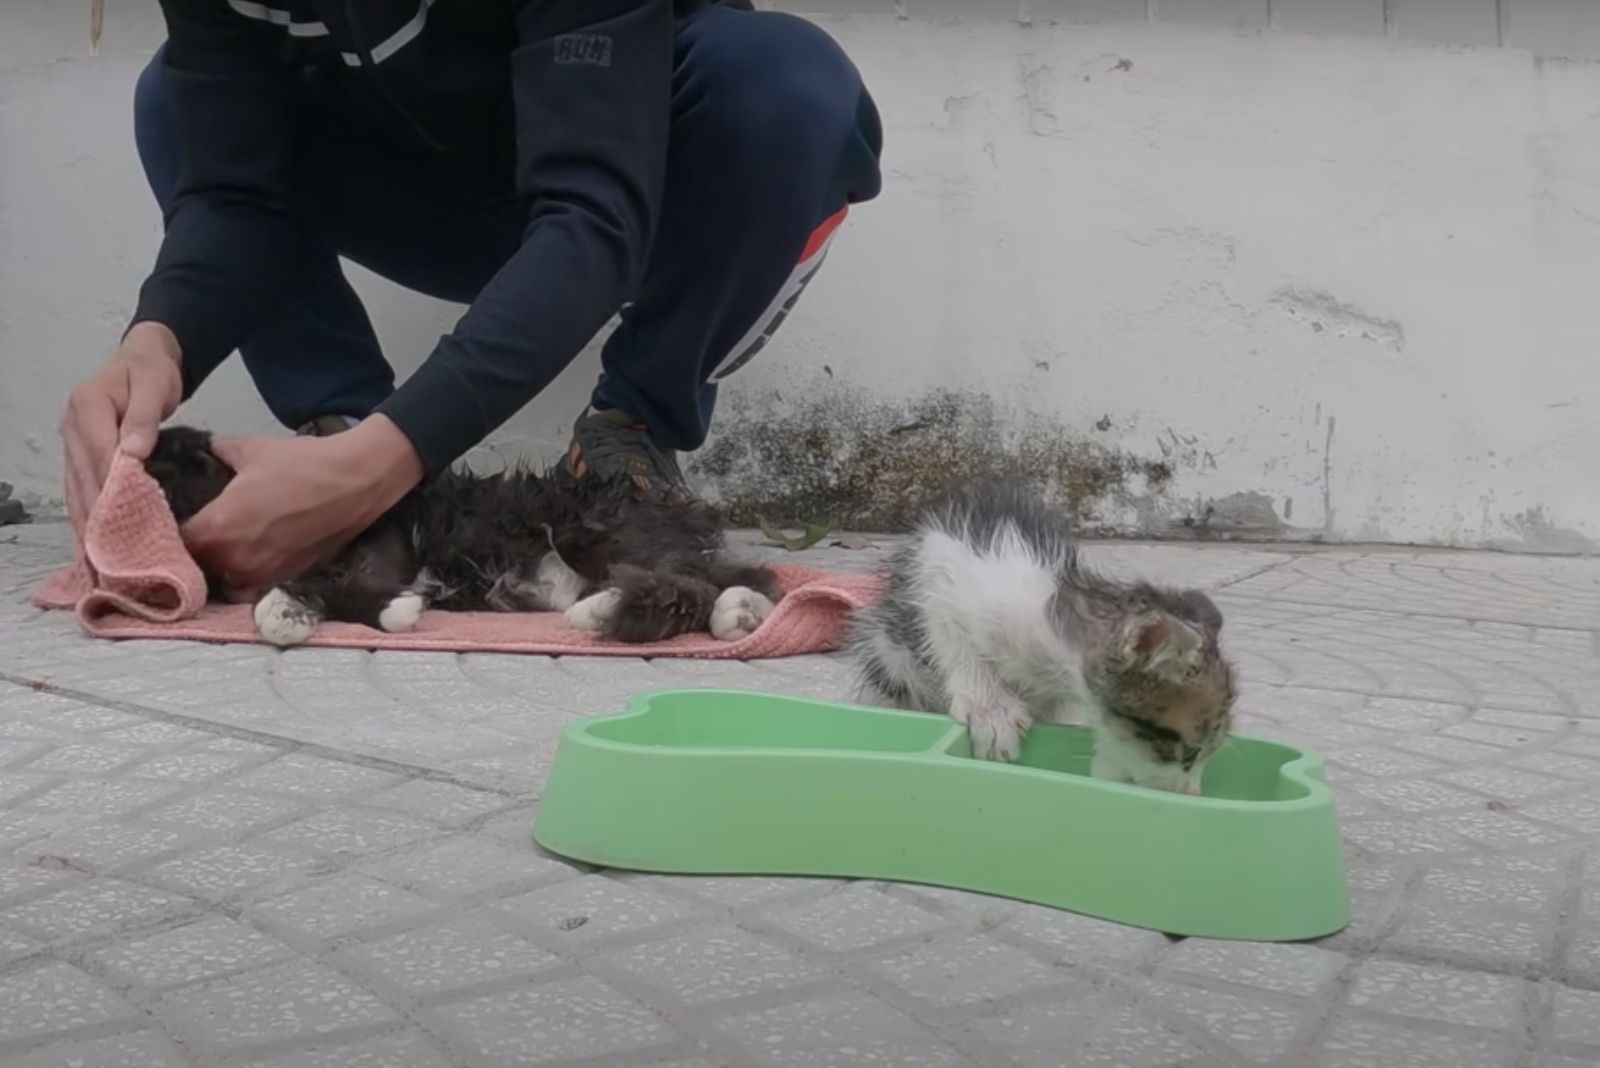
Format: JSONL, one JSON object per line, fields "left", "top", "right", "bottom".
{"left": 182, "top": 415, "right": 423, "bottom": 591}
{"left": 60, "top": 322, "right": 184, "bottom": 536}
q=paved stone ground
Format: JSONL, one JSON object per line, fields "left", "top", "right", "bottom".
{"left": 0, "top": 519, "right": 1597, "bottom": 1067}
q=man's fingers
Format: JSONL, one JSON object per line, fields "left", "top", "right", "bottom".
{"left": 220, "top": 584, "right": 262, "bottom": 605}
{"left": 64, "top": 460, "right": 94, "bottom": 541}
{"left": 67, "top": 386, "right": 122, "bottom": 487}
{"left": 180, "top": 498, "right": 225, "bottom": 558}
{"left": 182, "top": 498, "right": 273, "bottom": 589}
{"left": 118, "top": 367, "right": 169, "bottom": 460}
{"left": 62, "top": 416, "right": 111, "bottom": 542}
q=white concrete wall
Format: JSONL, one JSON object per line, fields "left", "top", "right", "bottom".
{"left": 2, "top": 0, "right": 1598, "bottom": 551}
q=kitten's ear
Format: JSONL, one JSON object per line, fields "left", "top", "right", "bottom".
{"left": 1120, "top": 611, "right": 1204, "bottom": 677}
{"left": 1179, "top": 591, "right": 1224, "bottom": 633}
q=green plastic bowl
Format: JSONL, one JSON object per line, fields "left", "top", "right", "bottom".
{"left": 532, "top": 690, "right": 1350, "bottom": 941}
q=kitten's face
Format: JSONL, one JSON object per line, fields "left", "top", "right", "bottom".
{"left": 1082, "top": 590, "right": 1237, "bottom": 795}
{"left": 144, "top": 427, "right": 234, "bottom": 521}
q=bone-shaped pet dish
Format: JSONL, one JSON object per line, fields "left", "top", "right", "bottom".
{"left": 533, "top": 690, "right": 1350, "bottom": 941}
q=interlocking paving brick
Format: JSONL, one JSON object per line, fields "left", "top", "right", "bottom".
{"left": 0, "top": 738, "right": 54, "bottom": 767}
{"left": 474, "top": 803, "right": 545, "bottom": 846}
{"left": 1437, "top": 766, "right": 1566, "bottom": 803}
{"left": 763, "top": 884, "right": 947, "bottom": 953}
{"left": 1542, "top": 1056, "right": 1600, "bottom": 1068}
{"left": 1520, "top": 796, "right": 1600, "bottom": 837}
{"left": 1446, "top": 723, "right": 1542, "bottom": 748}
{"left": 246, "top": 872, "right": 439, "bottom": 941}
{"left": 639, "top": 873, "right": 843, "bottom": 908}
{"left": 0, "top": 770, "right": 56, "bottom": 805}
{"left": 864, "top": 934, "right": 1063, "bottom": 1006}
{"left": 496, "top": 874, "right": 699, "bottom": 946}
{"left": 1075, "top": 1002, "right": 1213, "bottom": 1068}
{"left": 156, "top": 958, "right": 400, "bottom": 1049}
{"left": 716, "top": 989, "right": 970, "bottom": 1067}
{"left": 0, "top": 961, "right": 139, "bottom": 1044}
{"left": 1393, "top": 734, "right": 1507, "bottom": 763}
{"left": 1317, "top": 1013, "right": 1512, "bottom": 1068}
{"left": 20, "top": 776, "right": 186, "bottom": 819}
{"left": 1339, "top": 816, "right": 1473, "bottom": 857}
{"left": 1567, "top": 924, "right": 1600, "bottom": 983}
{"left": 1354, "top": 779, "right": 1485, "bottom": 814}
{"left": 229, "top": 754, "right": 404, "bottom": 801}
{"left": 1328, "top": 747, "right": 1447, "bottom": 777}
{"left": 971, "top": 998, "right": 1105, "bottom": 1068}
{"left": 21, "top": 702, "right": 145, "bottom": 734}
{"left": 595, "top": 925, "right": 825, "bottom": 1005}
{"left": 0, "top": 1029, "right": 185, "bottom": 1068}
{"left": 21, "top": 741, "right": 150, "bottom": 775}
{"left": 338, "top": 913, "right": 564, "bottom": 997}
{"left": 258, "top": 808, "right": 439, "bottom": 861}
{"left": 1414, "top": 864, "right": 1557, "bottom": 916}
{"left": 1388, "top": 901, "right": 1548, "bottom": 972}
{"left": 1550, "top": 986, "right": 1600, "bottom": 1047}
{"left": 239, "top": 1029, "right": 455, "bottom": 1068}
{"left": 1433, "top": 811, "right": 1572, "bottom": 850}
{"left": 1347, "top": 959, "right": 1523, "bottom": 1029}
{"left": 359, "top": 834, "right": 579, "bottom": 899}
{"left": 146, "top": 789, "right": 310, "bottom": 835}
{"left": 1155, "top": 939, "right": 1346, "bottom": 997}
{"left": 1002, "top": 902, "right": 1171, "bottom": 962}
{"left": 141, "top": 844, "right": 328, "bottom": 903}
{"left": 0, "top": 860, "right": 78, "bottom": 902}
{"left": 1141, "top": 980, "right": 1304, "bottom": 1062}
{"left": 367, "top": 777, "right": 512, "bottom": 826}
{"left": 426, "top": 975, "right": 677, "bottom": 1065}
{"left": 86, "top": 915, "right": 296, "bottom": 990}
{"left": 0, "top": 811, "right": 69, "bottom": 854}
{"left": 1511, "top": 751, "right": 1600, "bottom": 781}
{"left": 130, "top": 748, "right": 267, "bottom": 783}
{"left": 0, "top": 925, "right": 44, "bottom": 965}
{"left": 4, "top": 878, "right": 196, "bottom": 942}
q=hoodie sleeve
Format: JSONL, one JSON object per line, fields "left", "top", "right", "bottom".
{"left": 377, "top": 0, "right": 673, "bottom": 473}
{"left": 130, "top": 0, "right": 304, "bottom": 399}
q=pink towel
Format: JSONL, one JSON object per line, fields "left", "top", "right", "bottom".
{"left": 34, "top": 451, "right": 879, "bottom": 659}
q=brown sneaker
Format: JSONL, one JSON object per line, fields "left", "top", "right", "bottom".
{"left": 296, "top": 415, "right": 359, "bottom": 437}
{"left": 561, "top": 408, "right": 690, "bottom": 498}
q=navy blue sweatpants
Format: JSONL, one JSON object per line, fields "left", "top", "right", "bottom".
{"left": 133, "top": 4, "right": 882, "bottom": 453}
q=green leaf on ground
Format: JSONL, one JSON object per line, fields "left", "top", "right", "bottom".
{"left": 757, "top": 516, "right": 835, "bottom": 552}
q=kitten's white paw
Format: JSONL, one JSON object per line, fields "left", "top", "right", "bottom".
{"left": 377, "top": 592, "right": 426, "bottom": 633}
{"left": 254, "top": 588, "right": 318, "bottom": 647}
{"left": 565, "top": 589, "right": 623, "bottom": 633}
{"left": 951, "top": 692, "right": 1032, "bottom": 763}
{"left": 966, "top": 703, "right": 1031, "bottom": 762}
{"left": 710, "top": 586, "right": 775, "bottom": 642}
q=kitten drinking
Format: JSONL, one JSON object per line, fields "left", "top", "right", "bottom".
{"left": 848, "top": 482, "right": 1236, "bottom": 795}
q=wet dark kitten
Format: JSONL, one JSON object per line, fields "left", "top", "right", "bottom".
{"left": 144, "top": 426, "right": 784, "bottom": 646}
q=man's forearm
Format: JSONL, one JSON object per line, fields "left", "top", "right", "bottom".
{"left": 378, "top": 206, "right": 633, "bottom": 473}
{"left": 378, "top": 0, "right": 674, "bottom": 474}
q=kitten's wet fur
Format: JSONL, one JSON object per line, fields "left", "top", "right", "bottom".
{"left": 144, "top": 426, "right": 784, "bottom": 646}
{"left": 847, "top": 482, "right": 1236, "bottom": 794}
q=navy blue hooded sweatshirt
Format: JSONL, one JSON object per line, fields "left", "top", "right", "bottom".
{"left": 134, "top": 0, "right": 744, "bottom": 472}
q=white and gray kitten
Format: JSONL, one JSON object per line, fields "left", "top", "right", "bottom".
{"left": 847, "top": 482, "right": 1237, "bottom": 795}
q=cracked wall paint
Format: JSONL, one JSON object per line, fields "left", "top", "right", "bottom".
{"left": 1, "top": 4, "right": 1597, "bottom": 552}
